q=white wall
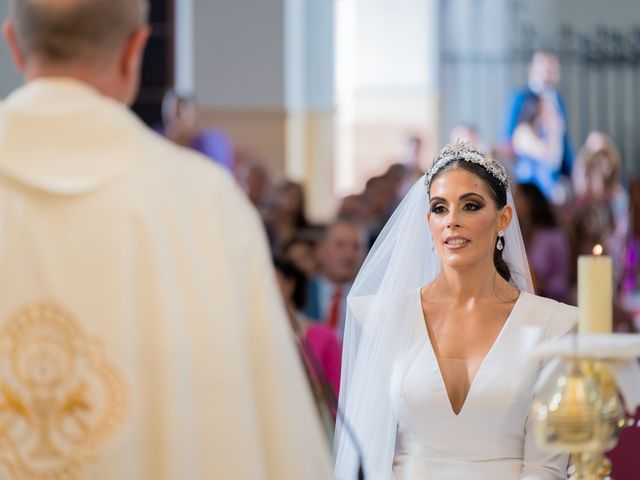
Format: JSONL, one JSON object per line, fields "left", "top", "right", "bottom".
{"left": 0, "top": 1, "right": 23, "bottom": 98}
{"left": 175, "top": 0, "right": 194, "bottom": 95}
{"left": 523, "top": 0, "right": 640, "bottom": 35}
{"left": 284, "top": 0, "right": 335, "bottom": 112}
{"left": 192, "top": 0, "right": 286, "bottom": 109}
{"left": 354, "top": 0, "right": 432, "bottom": 91}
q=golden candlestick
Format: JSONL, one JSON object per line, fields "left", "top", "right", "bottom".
{"left": 533, "top": 357, "right": 625, "bottom": 480}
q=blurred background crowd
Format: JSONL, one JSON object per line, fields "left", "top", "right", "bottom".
{"left": 161, "top": 48, "right": 640, "bottom": 341}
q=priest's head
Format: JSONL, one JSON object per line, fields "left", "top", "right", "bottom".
{"left": 3, "top": 0, "right": 150, "bottom": 105}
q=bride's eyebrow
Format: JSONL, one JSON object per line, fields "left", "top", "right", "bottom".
{"left": 459, "top": 192, "right": 486, "bottom": 201}
{"left": 429, "top": 193, "right": 485, "bottom": 204}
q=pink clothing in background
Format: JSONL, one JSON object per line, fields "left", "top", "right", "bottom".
{"left": 305, "top": 324, "right": 342, "bottom": 397}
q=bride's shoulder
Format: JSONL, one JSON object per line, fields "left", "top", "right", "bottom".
{"left": 348, "top": 288, "right": 419, "bottom": 326}
{"left": 520, "top": 292, "right": 577, "bottom": 339}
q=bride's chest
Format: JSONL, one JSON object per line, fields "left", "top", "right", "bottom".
{"left": 393, "top": 320, "right": 546, "bottom": 430}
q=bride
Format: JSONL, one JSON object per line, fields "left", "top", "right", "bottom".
{"left": 334, "top": 142, "right": 577, "bottom": 479}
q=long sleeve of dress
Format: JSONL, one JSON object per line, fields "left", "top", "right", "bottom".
{"left": 520, "top": 410, "right": 569, "bottom": 479}
{"left": 521, "top": 300, "right": 577, "bottom": 479}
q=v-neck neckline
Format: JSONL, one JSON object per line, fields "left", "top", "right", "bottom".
{"left": 416, "top": 288, "right": 524, "bottom": 417}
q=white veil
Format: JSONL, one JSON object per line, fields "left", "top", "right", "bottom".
{"left": 333, "top": 167, "right": 534, "bottom": 479}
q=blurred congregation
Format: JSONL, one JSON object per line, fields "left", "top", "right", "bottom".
{"left": 149, "top": 9, "right": 640, "bottom": 365}
{"left": 138, "top": 3, "right": 640, "bottom": 472}
{"left": 1, "top": 0, "right": 640, "bottom": 478}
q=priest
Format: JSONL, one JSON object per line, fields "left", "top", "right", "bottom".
{"left": 0, "top": 0, "right": 332, "bottom": 478}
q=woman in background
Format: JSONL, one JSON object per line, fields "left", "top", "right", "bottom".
{"left": 515, "top": 183, "right": 571, "bottom": 302}
{"left": 512, "top": 94, "right": 565, "bottom": 203}
{"left": 273, "top": 258, "right": 342, "bottom": 398}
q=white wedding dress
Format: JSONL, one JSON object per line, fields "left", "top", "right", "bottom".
{"left": 391, "top": 289, "right": 577, "bottom": 480}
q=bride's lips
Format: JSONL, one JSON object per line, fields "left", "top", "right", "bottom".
{"left": 443, "top": 235, "right": 471, "bottom": 250}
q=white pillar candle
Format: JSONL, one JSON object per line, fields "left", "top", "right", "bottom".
{"left": 578, "top": 245, "right": 613, "bottom": 334}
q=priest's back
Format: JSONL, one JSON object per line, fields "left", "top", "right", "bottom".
{"left": 0, "top": 78, "right": 331, "bottom": 479}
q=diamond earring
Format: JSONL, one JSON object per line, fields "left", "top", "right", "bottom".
{"left": 496, "top": 231, "right": 504, "bottom": 251}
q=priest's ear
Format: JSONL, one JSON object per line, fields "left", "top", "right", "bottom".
{"left": 119, "top": 25, "right": 150, "bottom": 84}
{"left": 3, "top": 19, "right": 26, "bottom": 72}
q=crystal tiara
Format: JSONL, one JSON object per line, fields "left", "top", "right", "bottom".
{"left": 425, "top": 141, "right": 510, "bottom": 192}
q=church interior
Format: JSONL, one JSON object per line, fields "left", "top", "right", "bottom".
{"left": 1, "top": 0, "right": 639, "bottom": 478}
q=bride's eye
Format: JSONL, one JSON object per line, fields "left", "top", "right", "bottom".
{"left": 463, "top": 202, "right": 483, "bottom": 211}
{"left": 430, "top": 204, "right": 447, "bottom": 214}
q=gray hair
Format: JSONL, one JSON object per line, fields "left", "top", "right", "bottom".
{"left": 10, "top": 0, "right": 149, "bottom": 64}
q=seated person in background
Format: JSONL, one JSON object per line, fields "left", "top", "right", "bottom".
{"left": 281, "top": 234, "right": 320, "bottom": 279}
{"left": 572, "top": 132, "right": 630, "bottom": 290}
{"left": 363, "top": 176, "right": 397, "bottom": 247}
{"left": 337, "top": 194, "right": 371, "bottom": 226}
{"left": 302, "top": 220, "right": 367, "bottom": 338}
{"left": 570, "top": 205, "right": 636, "bottom": 331}
{"left": 160, "top": 89, "right": 234, "bottom": 171}
{"left": 382, "top": 162, "right": 421, "bottom": 205}
{"left": 274, "top": 258, "right": 342, "bottom": 399}
{"left": 622, "top": 179, "right": 640, "bottom": 297}
{"left": 515, "top": 183, "right": 571, "bottom": 302}
{"left": 234, "top": 157, "right": 274, "bottom": 218}
{"left": 512, "top": 94, "right": 566, "bottom": 203}
{"left": 266, "top": 180, "right": 312, "bottom": 249}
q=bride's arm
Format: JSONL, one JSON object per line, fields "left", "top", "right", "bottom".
{"left": 521, "top": 302, "right": 578, "bottom": 479}
{"left": 520, "top": 412, "right": 569, "bottom": 479}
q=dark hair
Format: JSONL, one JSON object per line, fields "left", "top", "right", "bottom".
{"left": 517, "top": 183, "right": 557, "bottom": 228}
{"left": 281, "top": 234, "right": 317, "bottom": 257}
{"left": 429, "top": 159, "right": 511, "bottom": 282}
{"left": 273, "top": 257, "right": 308, "bottom": 310}
{"left": 517, "top": 94, "right": 541, "bottom": 126}
{"left": 277, "top": 181, "right": 310, "bottom": 229}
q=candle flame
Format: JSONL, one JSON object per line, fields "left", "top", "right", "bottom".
{"left": 593, "top": 244, "right": 604, "bottom": 256}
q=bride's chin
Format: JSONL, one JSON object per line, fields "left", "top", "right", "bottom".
{"left": 440, "top": 252, "right": 481, "bottom": 268}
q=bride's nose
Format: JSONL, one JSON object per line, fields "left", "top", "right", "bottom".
{"left": 446, "top": 210, "right": 461, "bottom": 229}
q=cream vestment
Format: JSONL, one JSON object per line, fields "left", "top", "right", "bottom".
{"left": 0, "top": 79, "right": 331, "bottom": 479}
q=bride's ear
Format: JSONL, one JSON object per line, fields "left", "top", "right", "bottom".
{"left": 498, "top": 204, "right": 513, "bottom": 231}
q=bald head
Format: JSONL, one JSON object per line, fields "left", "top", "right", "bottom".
{"left": 9, "top": 0, "right": 148, "bottom": 65}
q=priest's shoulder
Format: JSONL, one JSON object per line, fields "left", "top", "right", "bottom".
{"left": 138, "top": 134, "right": 260, "bottom": 223}
{"left": 523, "top": 292, "right": 577, "bottom": 340}
{"left": 143, "top": 132, "right": 232, "bottom": 186}
{"left": 140, "top": 133, "right": 250, "bottom": 201}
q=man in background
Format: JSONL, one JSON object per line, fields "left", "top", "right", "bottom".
{"left": 0, "top": 0, "right": 331, "bottom": 478}
{"left": 503, "top": 50, "right": 574, "bottom": 202}
{"left": 303, "top": 220, "right": 366, "bottom": 339}
{"left": 160, "top": 89, "right": 235, "bottom": 172}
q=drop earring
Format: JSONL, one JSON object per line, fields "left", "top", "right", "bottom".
{"left": 496, "top": 230, "right": 504, "bottom": 251}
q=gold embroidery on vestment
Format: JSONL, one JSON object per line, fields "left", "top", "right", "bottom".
{"left": 0, "top": 301, "right": 129, "bottom": 479}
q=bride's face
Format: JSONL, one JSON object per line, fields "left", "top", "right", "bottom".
{"left": 428, "top": 168, "right": 512, "bottom": 270}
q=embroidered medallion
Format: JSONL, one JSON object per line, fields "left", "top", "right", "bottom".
{"left": 0, "top": 301, "right": 129, "bottom": 479}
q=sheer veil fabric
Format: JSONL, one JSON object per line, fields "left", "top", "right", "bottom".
{"left": 333, "top": 175, "right": 534, "bottom": 480}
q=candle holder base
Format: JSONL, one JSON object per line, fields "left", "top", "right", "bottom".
{"left": 568, "top": 452, "right": 612, "bottom": 480}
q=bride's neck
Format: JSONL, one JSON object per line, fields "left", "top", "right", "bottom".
{"left": 433, "top": 263, "right": 504, "bottom": 305}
